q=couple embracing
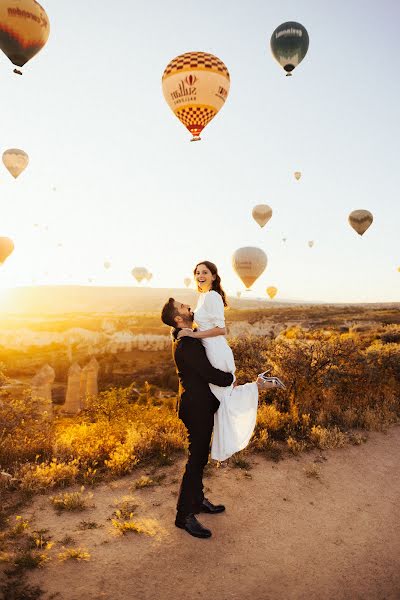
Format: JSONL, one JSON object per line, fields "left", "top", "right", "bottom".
{"left": 161, "top": 261, "right": 285, "bottom": 539}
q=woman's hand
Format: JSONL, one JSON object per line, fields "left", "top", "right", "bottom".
{"left": 177, "top": 328, "right": 195, "bottom": 339}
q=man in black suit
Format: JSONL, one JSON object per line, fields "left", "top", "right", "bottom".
{"left": 161, "top": 296, "right": 235, "bottom": 538}
{"left": 160, "top": 296, "right": 270, "bottom": 541}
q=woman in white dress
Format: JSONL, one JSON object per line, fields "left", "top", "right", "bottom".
{"left": 177, "top": 261, "right": 260, "bottom": 462}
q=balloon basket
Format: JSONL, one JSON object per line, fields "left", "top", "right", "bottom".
{"left": 13, "top": 68, "right": 22, "bottom": 75}
{"left": 190, "top": 136, "right": 201, "bottom": 142}
{"left": 285, "top": 73, "right": 292, "bottom": 77}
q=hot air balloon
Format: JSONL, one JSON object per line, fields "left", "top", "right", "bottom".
{"left": 348, "top": 210, "right": 373, "bottom": 236}
{"left": 270, "top": 22, "right": 309, "bottom": 76}
{"left": 282, "top": 237, "right": 287, "bottom": 243}
{"left": 0, "top": 237, "right": 14, "bottom": 264}
{"left": 104, "top": 260, "right": 111, "bottom": 270}
{"left": 0, "top": 0, "right": 50, "bottom": 74}
{"left": 397, "top": 267, "right": 400, "bottom": 273}
{"left": 232, "top": 247, "right": 267, "bottom": 289}
{"left": 131, "top": 267, "right": 148, "bottom": 284}
{"left": 267, "top": 286, "right": 278, "bottom": 300}
{"left": 236, "top": 291, "right": 242, "bottom": 299}
{"left": 294, "top": 171, "right": 301, "bottom": 180}
{"left": 3, "top": 149, "right": 29, "bottom": 178}
{"left": 162, "top": 51, "right": 230, "bottom": 141}
{"left": 308, "top": 240, "right": 314, "bottom": 248}
{"left": 252, "top": 205, "right": 273, "bottom": 228}
{"left": 184, "top": 277, "right": 192, "bottom": 288}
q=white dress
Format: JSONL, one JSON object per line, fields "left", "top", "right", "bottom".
{"left": 194, "top": 290, "right": 259, "bottom": 461}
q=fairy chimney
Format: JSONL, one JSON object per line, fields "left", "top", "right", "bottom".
{"left": 79, "top": 363, "right": 89, "bottom": 409}
{"left": 86, "top": 357, "right": 99, "bottom": 400}
{"left": 31, "top": 364, "right": 55, "bottom": 418}
{"left": 63, "top": 363, "right": 82, "bottom": 414}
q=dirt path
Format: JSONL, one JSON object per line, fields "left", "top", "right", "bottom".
{"left": 22, "top": 426, "right": 400, "bottom": 600}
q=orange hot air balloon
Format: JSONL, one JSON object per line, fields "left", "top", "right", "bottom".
{"left": 252, "top": 204, "right": 273, "bottom": 228}
{"left": 162, "top": 51, "right": 230, "bottom": 141}
{"left": 0, "top": 0, "right": 50, "bottom": 74}
{"left": 348, "top": 210, "right": 373, "bottom": 236}
{"left": 3, "top": 148, "right": 29, "bottom": 178}
{"left": 131, "top": 267, "right": 148, "bottom": 284}
{"left": 0, "top": 237, "right": 14, "bottom": 264}
{"left": 232, "top": 247, "right": 267, "bottom": 289}
{"left": 266, "top": 286, "right": 277, "bottom": 299}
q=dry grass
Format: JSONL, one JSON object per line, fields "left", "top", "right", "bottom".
{"left": 304, "top": 464, "right": 322, "bottom": 480}
{"left": 57, "top": 547, "right": 90, "bottom": 562}
{"left": 230, "top": 451, "right": 252, "bottom": 470}
{"left": 49, "top": 486, "right": 94, "bottom": 513}
{"left": 309, "top": 426, "right": 347, "bottom": 450}
{"left": 111, "top": 496, "right": 139, "bottom": 520}
{"left": 133, "top": 475, "right": 158, "bottom": 489}
{"left": 287, "top": 437, "right": 308, "bottom": 454}
{"left": 0, "top": 323, "right": 398, "bottom": 512}
{"left": 19, "top": 458, "right": 79, "bottom": 493}
{"left": 0, "top": 515, "right": 54, "bottom": 599}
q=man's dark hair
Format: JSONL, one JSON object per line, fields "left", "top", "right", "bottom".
{"left": 161, "top": 297, "right": 178, "bottom": 327}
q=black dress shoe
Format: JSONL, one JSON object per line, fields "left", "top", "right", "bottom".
{"left": 175, "top": 513, "right": 212, "bottom": 538}
{"left": 196, "top": 498, "right": 225, "bottom": 514}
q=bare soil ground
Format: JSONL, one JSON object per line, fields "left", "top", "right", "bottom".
{"left": 16, "top": 425, "right": 400, "bottom": 600}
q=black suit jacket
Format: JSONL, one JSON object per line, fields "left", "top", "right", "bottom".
{"left": 171, "top": 328, "right": 234, "bottom": 417}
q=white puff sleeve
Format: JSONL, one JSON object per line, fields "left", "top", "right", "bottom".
{"left": 204, "top": 291, "right": 225, "bottom": 328}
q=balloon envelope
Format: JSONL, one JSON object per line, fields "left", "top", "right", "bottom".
{"left": 252, "top": 204, "right": 273, "bottom": 228}
{"left": 308, "top": 240, "right": 314, "bottom": 248}
{"left": 104, "top": 261, "right": 111, "bottom": 269}
{"left": 184, "top": 277, "right": 192, "bottom": 288}
{"left": 162, "top": 51, "right": 230, "bottom": 140}
{"left": 0, "top": 237, "right": 14, "bottom": 264}
{"left": 348, "top": 210, "right": 373, "bottom": 236}
{"left": 267, "top": 286, "right": 278, "bottom": 299}
{"left": 3, "top": 149, "right": 29, "bottom": 178}
{"left": 270, "top": 22, "right": 309, "bottom": 76}
{"left": 131, "top": 267, "right": 148, "bottom": 283}
{"left": 294, "top": 171, "right": 301, "bottom": 180}
{"left": 232, "top": 247, "right": 267, "bottom": 289}
{"left": 0, "top": 0, "right": 50, "bottom": 68}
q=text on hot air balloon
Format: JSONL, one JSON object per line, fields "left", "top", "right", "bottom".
{"left": 170, "top": 79, "right": 197, "bottom": 104}
{"left": 275, "top": 28, "right": 303, "bottom": 39}
{"left": 216, "top": 86, "right": 228, "bottom": 102}
{"left": 7, "top": 7, "right": 48, "bottom": 28}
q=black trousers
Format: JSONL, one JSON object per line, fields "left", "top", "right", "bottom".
{"left": 176, "top": 400, "right": 215, "bottom": 517}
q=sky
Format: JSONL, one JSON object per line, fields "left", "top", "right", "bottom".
{"left": 0, "top": 0, "right": 399, "bottom": 303}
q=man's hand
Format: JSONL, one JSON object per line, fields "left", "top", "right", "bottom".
{"left": 177, "top": 328, "right": 195, "bottom": 339}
